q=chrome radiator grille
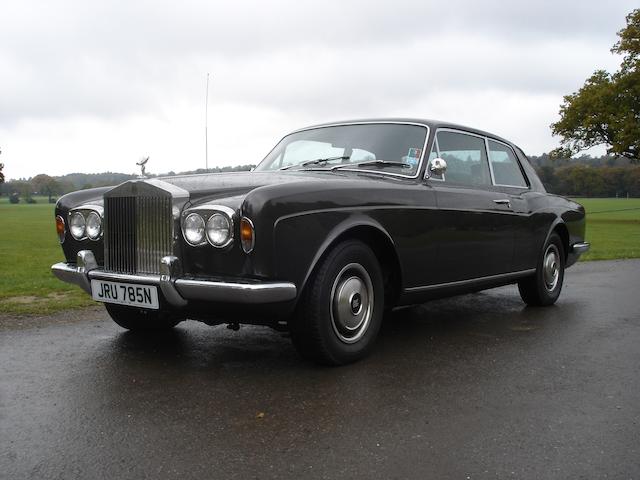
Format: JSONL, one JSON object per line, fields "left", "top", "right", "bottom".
{"left": 104, "top": 196, "right": 173, "bottom": 274}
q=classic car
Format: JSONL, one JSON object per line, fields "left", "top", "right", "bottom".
{"left": 52, "top": 119, "right": 590, "bottom": 365}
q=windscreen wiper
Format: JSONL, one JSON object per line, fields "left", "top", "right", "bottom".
{"left": 279, "top": 155, "right": 350, "bottom": 170}
{"left": 331, "top": 159, "right": 412, "bottom": 171}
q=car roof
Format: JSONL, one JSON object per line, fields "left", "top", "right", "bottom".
{"left": 296, "top": 118, "right": 522, "bottom": 153}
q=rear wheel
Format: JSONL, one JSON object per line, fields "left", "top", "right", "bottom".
{"left": 290, "top": 240, "right": 384, "bottom": 365}
{"left": 518, "top": 232, "right": 565, "bottom": 306}
{"left": 105, "top": 304, "right": 182, "bottom": 331}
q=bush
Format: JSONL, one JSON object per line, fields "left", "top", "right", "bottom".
{"left": 49, "top": 197, "right": 57, "bottom": 204}
{"left": 9, "top": 193, "right": 19, "bottom": 204}
{"left": 26, "top": 197, "right": 37, "bottom": 204}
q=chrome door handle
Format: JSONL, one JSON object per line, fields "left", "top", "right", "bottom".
{"left": 493, "top": 199, "right": 511, "bottom": 207}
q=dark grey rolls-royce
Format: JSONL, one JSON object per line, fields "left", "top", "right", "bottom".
{"left": 52, "top": 119, "right": 590, "bottom": 365}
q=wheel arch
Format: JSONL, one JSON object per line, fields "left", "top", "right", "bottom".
{"left": 546, "top": 219, "right": 570, "bottom": 261}
{"left": 296, "top": 220, "right": 403, "bottom": 309}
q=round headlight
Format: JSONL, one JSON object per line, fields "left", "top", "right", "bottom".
{"left": 183, "top": 213, "right": 205, "bottom": 245}
{"left": 86, "top": 211, "right": 102, "bottom": 240}
{"left": 69, "top": 212, "right": 86, "bottom": 240}
{"left": 206, "top": 213, "right": 232, "bottom": 247}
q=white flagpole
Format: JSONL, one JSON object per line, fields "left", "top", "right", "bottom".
{"left": 205, "top": 73, "right": 210, "bottom": 170}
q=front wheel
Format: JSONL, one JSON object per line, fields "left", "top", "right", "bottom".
{"left": 105, "top": 304, "right": 182, "bottom": 331}
{"left": 518, "top": 232, "right": 565, "bottom": 306}
{"left": 290, "top": 240, "right": 385, "bottom": 365}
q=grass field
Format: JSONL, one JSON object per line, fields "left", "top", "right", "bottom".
{"left": 572, "top": 198, "right": 640, "bottom": 261}
{"left": 0, "top": 197, "right": 638, "bottom": 315}
{"left": 0, "top": 203, "right": 96, "bottom": 315}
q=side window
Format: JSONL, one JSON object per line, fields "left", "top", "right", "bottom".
{"left": 487, "top": 140, "right": 528, "bottom": 187}
{"left": 436, "top": 131, "right": 491, "bottom": 187}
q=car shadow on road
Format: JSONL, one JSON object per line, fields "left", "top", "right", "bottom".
{"left": 103, "top": 286, "right": 578, "bottom": 376}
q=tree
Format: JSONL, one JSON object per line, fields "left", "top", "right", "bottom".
{"left": 32, "top": 174, "right": 61, "bottom": 203}
{"left": 0, "top": 147, "right": 4, "bottom": 185}
{"left": 551, "top": 9, "right": 640, "bottom": 162}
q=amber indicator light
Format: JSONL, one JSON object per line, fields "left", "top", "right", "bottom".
{"left": 240, "top": 218, "right": 254, "bottom": 253}
{"left": 55, "top": 215, "right": 66, "bottom": 243}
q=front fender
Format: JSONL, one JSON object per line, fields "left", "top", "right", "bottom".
{"left": 273, "top": 211, "right": 396, "bottom": 301}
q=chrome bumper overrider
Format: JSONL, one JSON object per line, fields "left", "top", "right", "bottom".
{"left": 51, "top": 250, "right": 297, "bottom": 307}
{"left": 571, "top": 242, "right": 590, "bottom": 255}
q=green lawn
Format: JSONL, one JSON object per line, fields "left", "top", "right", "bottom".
{"left": 0, "top": 197, "right": 637, "bottom": 316}
{"left": 571, "top": 198, "right": 640, "bottom": 261}
{"left": 0, "top": 203, "right": 96, "bottom": 314}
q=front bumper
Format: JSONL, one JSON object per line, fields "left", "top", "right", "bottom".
{"left": 566, "top": 241, "right": 590, "bottom": 268}
{"left": 571, "top": 242, "right": 590, "bottom": 255}
{"left": 51, "top": 250, "right": 297, "bottom": 308}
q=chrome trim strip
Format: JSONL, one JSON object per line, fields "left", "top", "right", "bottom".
{"left": 70, "top": 205, "right": 104, "bottom": 217}
{"left": 404, "top": 269, "right": 536, "bottom": 293}
{"left": 571, "top": 242, "right": 590, "bottom": 254}
{"left": 188, "top": 205, "right": 236, "bottom": 215}
{"left": 258, "top": 121, "right": 430, "bottom": 180}
{"left": 174, "top": 278, "right": 296, "bottom": 304}
{"left": 89, "top": 270, "right": 161, "bottom": 284}
{"left": 484, "top": 136, "right": 498, "bottom": 186}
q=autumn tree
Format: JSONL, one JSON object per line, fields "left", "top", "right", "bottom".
{"left": 551, "top": 9, "right": 640, "bottom": 161}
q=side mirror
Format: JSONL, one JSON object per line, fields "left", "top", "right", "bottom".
{"left": 429, "top": 157, "right": 447, "bottom": 176}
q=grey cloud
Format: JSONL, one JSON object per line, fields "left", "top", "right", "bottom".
{"left": 0, "top": 0, "right": 636, "bottom": 126}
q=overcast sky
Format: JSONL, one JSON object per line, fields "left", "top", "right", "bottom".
{"left": 0, "top": 0, "right": 636, "bottom": 180}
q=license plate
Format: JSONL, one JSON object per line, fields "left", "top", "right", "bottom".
{"left": 91, "top": 279, "right": 159, "bottom": 310}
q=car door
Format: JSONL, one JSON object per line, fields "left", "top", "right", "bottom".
{"left": 486, "top": 138, "right": 537, "bottom": 272}
{"left": 425, "top": 129, "right": 514, "bottom": 284}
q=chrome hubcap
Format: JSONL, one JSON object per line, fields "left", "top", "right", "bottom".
{"left": 543, "top": 244, "right": 560, "bottom": 292}
{"left": 330, "top": 263, "right": 373, "bottom": 344}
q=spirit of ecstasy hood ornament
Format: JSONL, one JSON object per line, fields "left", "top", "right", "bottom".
{"left": 136, "top": 156, "right": 149, "bottom": 178}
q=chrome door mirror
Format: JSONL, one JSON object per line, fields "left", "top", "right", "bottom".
{"left": 429, "top": 157, "right": 447, "bottom": 176}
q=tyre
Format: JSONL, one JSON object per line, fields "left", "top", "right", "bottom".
{"left": 518, "top": 232, "right": 565, "bottom": 306}
{"left": 290, "top": 240, "right": 385, "bottom": 365}
{"left": 105, "top": 304, "right": 182, "bottom": 331}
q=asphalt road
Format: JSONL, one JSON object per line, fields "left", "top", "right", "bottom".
{"left": 1, "top": 260, "right": 639, "bottom": 480}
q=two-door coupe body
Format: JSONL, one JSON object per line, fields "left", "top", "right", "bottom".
{"left": 52, "top": 119, "right": 589, "bottom": 364}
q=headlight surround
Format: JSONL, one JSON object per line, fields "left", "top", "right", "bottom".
{"left": 85, "top": 211, "right": 102, "bottom": 240}
{"left": 183, "top": 206, "right": 236, "bottom": 248}
{"left": 206, "top": 213, "right": 233, "bottom": 247}
{"left": 183, "top": 213, "right": 206, "bottom": 246}
{"left": 69, "top": 212, "right": 86, "bottom": 240}
{"left": 69, "top": 207, "right": 103, "bottom": 241}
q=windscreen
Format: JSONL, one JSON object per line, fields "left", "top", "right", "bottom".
{"left": 255, "top": 123, "right": 428, "bottom": 176}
